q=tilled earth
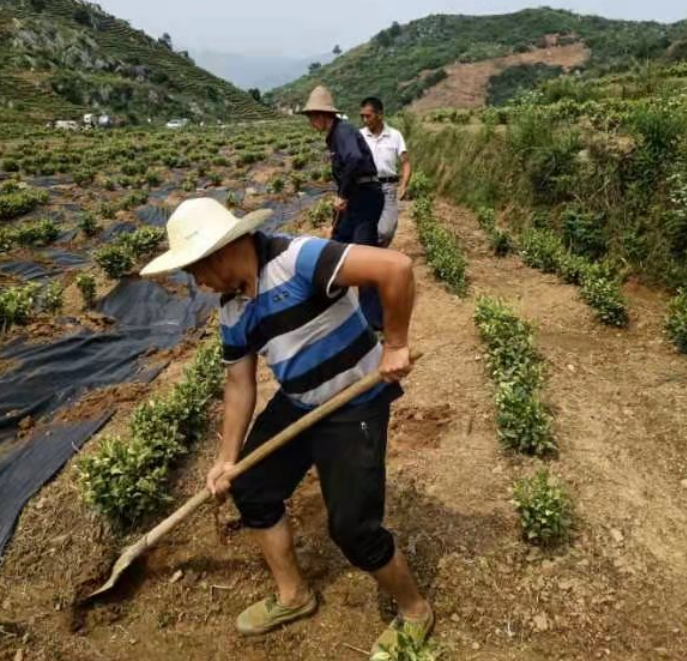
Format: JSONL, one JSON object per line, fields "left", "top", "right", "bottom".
{"left": 1, "top": 201, "right": 687, "bottom": 660}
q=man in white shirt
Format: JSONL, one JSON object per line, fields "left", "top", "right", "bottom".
{"left": 360, "top": 97, "right": 412, "bottom": 247}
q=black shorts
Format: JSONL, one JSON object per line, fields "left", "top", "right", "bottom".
{"left": 231, "top": 390, "right": 397, "bottom": 573}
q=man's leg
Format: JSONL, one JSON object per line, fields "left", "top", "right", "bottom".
{"left": 378, "top": 183, "right": 399, "bottom": 248}
{"left": 231, "top": 394, "right": 317, "bottom": 633}
{"left": 310, "top": 407, "right": 431, "bottom": 642}
{"left": 250, "top": 517, "right": 310, "bottom": 606}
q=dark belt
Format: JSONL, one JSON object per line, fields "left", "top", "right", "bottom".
{"left": 378, "top": 176, "right": 399, "bottom": 184}
{"left": 355, "top": 175, "right": 379, "bottom": 185}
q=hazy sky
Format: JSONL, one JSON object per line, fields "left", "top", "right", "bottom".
{"left": 96, "top": 0, "right": 686, "bottom": 57}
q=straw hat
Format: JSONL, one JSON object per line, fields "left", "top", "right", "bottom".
{"left": 302, "top": 85, "right": 340, "bottom": 114}
{"left": 140, "top": 198, "right": 272, "bottom": 276}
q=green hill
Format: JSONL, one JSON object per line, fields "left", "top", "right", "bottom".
{"left": 0, "top": 0, "right": 273, "bottom": 125}
{"left": 267, "top": 8, "right": 687, "bottom": 116}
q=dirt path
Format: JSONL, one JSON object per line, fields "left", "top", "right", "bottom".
{"left": 2, "top": 201, "right": 687, "bottom": 660}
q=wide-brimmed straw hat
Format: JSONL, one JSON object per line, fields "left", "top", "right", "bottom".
{"left": 140, "top": 198, "right": 272, "bottom": 276}
{"left": 302, "top": 85, "right": 340, "bottom": 114}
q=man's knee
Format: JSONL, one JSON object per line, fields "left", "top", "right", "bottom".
{"left": 231, "top": 476, "right": 286, "bottom": 530}
{"left": 328, "top": 516, "right": 395, "bottom": 572}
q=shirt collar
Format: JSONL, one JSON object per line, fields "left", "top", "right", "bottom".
{"left": 364, "top": 123, "right": 391, "bottom": 138}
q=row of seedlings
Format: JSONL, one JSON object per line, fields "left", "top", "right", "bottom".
{"left": 474, "top": 297, "right": 573, "bottom": 546}
{"left": 475, "top": 206, "right": 629, "bottom": 328}
{"left": 411, "top": 192, "right": 469, "bottom": 297}
{"left": 77, "top": 339, "right": 224, "bottom": 525}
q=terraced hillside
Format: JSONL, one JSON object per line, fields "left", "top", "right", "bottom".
{"left": 267, "top": 8, "right": 686, "bottom": 116}
{"left": 0, "top": 0, "right": 274, "bottom": 125}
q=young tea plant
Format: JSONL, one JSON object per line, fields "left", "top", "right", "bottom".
{"left": 475, "top": 297, "right": 556, "bottom": 457}
{"left": 77, "top": 340, "right": 224, "bottom": 525}
{"left": 76, "top": 274, "right": 97, "bottom": 309}
{"left": 412, "top": 194, "right": 468, "bottom": 297}
{"left": 42, "top": 281, "right": 64, "bottom": 314}
{"left": 513, "top": 471, "right": 574, "bottom": 547}
{"left": 371, "top": 632, "right": 441, "bottom": 661}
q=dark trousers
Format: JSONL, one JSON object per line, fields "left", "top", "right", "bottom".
{"left": 333, "top": 184, "right": 385, "bottom": 331}
{"left": 231, "top": 392, "right": 395, "bottom": 573}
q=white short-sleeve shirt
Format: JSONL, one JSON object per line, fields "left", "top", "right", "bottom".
{"left": 360, "top": 124, "right": 408, "bottom": 178}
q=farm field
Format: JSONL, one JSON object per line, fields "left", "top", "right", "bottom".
{"left": 2, "top": 184, "right": 687, "bottom": 659}
{"left": 1, "top": 5, "right": 687, "bottom": 661}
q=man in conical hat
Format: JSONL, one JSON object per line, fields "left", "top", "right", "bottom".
{"left": 141, "top": 197, "right": 433, "bottom": 657}
{"left": 303, "top": 86, "right": 386, "bottom": 333}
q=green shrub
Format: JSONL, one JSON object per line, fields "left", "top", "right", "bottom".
{"left": 406, "top": 170, "right": 432, "bottom": 200}
{"left": 0, "top": 228, "right": 13, "bottom": 252}
{"left": 0, "top": 283, "right": 40, "bottom": 331}
{"left": 78, "top": 212, "right": 100, "bottom": 237}
{"left": 308, "top": 198, "right": 335, "bottom": 228}
{"left": 77, "top": 340, "right": 224, "bottom": 525}
{"left": 95, "top": 227, "right": 164, "bottom": 278}
{"left": 267, "top": 176, "right": 285, "bottom": 194}
{"left": 490, "top": 229, "right": 512, "bottom": 257}
{"left": 579, "top": 266, "right": 629, "bottom": 327}
{"left": 42, "top": 281, "right": 64, "bottom": 314}
{"left": 98, "top": 200, "right": 117, "bottom": 219}
{"left": 413, "top": 195, "right": 468, "bottom": 296}
{"left": 73, "top": 168, "right": 96, "bottom": 187}
{"left": 289, "top": 171, "right": 305, "bottom": 193}
{"left": 514, "top": 471, "right": 574, "bottom": 546}
{"left": 371, "top": 630, "right": 439, "bottom": 661}
{"left": 520, "top": 228, "right": 563, "bottom": 274}
{"left": 121, "top": 227, "right": 165, "bottom": 257}
{"left": 182, "top": 176, "right": 197, "bottom": 192}
{"left": 0, "top": 188, "right": 49, "bottom": 220}
{"left": 145, "top": 170, "right": 162, "bottom": 187}
{"left": 496, "top": 383, "right": 555, "bottom": 456}
{"left": 95, "top": 244, "right": 134, "bottom": 279}
{"left": 561, "top": 207, "right": 607, "bottom": 260}
{"left": 14, "top": 218, "right": 59, "bottom": 247}
{"left": 292, "top": 154, "right": 308, "bottom": 170}
{"left": 76, "top": 273, "right": 97, "bottom": 309}
{"left": 475, "top": 297, "right": 556, "bottom": 457}
{"left": 208, "top": 172, "right": 223, "bottom": 187}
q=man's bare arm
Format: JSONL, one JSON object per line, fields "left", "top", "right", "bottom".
{"left": 335, "top": 246, "right": 415, "bottom": 381}
{"left": 398, "top": 153, "right": 412, "bottom": 200}
{"left": 207, "top": 354, "right": 257, "bottom": 495}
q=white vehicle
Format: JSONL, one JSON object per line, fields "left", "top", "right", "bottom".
{"left": 165, "top": 118, "right": 189, "bottom": 129}
{"left": 83, "top": 113, "right": 96, "bottom": 127}
{"left": 55, "top": 120, "right": 79, "bottom": 131}
{"left": 98, "top": 114, "right": 112, "bottom": 128}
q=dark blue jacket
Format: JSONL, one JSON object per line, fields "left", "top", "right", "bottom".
{"left": 326, "top": 118, "right": 378, "bottom": 200}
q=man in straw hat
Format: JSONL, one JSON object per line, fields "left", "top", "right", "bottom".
{"left": 302, "top": 85, "right": 385, "bottom": 332}
{"left": 141, "top": 198, "right": 434, "bottom": 656}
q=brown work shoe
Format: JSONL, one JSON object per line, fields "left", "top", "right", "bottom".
{"left": 370, "top": 606, "right": 435, "bottom": 660}
{"left": 236, "top": 590, "right": 318, "bottom": 636}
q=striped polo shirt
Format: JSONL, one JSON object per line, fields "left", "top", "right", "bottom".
{"left": 220, "top": 232, "right": 386, "bottom": 408}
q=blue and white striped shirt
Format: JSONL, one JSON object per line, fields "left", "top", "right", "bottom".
{"left": 220, "top": 233, "right": 386, "bottom": 408}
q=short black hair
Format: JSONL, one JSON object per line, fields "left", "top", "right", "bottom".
{"left": 361, "top": 97, "right": 384, "bottom": 113}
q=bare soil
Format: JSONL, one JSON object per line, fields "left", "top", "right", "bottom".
{"left": 2, "top": 201, "right": 687, "bottom": 660}
{"left": 411, "top": 43, "right": 590, "bottom": 113}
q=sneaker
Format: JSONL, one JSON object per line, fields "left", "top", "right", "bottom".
{"left": 370, "top": 606, "right": 435, "bottom": 659}
{"left": 236, "top": 590, "right": 318, "bottom": 636}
